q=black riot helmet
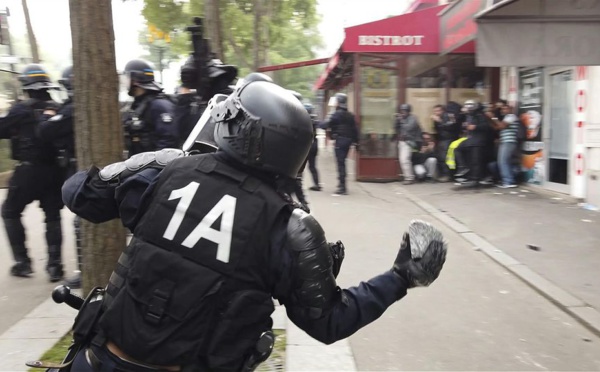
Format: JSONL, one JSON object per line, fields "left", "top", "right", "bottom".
{"left": 399, "top": 103, "right": 412, "bottom": 113}
{"left": 123, "top": 59, "right": 162, "bottom": 96}
{"left": 58, "top": 66, "right": 73, "bottom": 93}
{"left": 234, "top": 72, "right": 273, "bottom": 89}
{"left": 289, "top": 90, "right": 303, "bottom": 102}
{"left": 18, "top": 64, "right": 60, "bottom": 91}
{"left": 333, "top": 92, "right": 347, "bottom": 109}
{"left": 303, "top": 103, "right": 314, "bottom": 115}
{"left": 213, "top": 81, "right": 313, "bottom": 179}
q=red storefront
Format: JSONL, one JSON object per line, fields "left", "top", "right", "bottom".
{"left": 315, "top": 3, "right": 497, "bottom": 182}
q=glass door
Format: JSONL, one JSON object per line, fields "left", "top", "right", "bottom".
{"left": 547, "top": 70, "right": 573, "bottom": 187}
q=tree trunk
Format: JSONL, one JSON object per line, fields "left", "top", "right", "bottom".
{"left": 252, "top": 0, "right": 262, "bottom": 70}
{"left": 205, "top": 0, "right": 224, "bottom": 61}
{"left": 69, "top": 0, "right": 126, "bottom": 294}
{"left": 21, "top": 0, "right": 39, "bottom": 63}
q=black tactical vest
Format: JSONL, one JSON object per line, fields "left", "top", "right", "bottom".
{"left": 124, "top": 93, "right": 177, "bottom": 156}
{"left": 12, "top": 99, "right": 58, "bottom": 164}
{"left": 99, "top": 154, "right": 289, "bottom": 369}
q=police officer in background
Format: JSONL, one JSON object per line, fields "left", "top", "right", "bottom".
{"left": 122, "top": 59, "right": 179, "bottom": 157}
{"left": 176, "top": 55, "right": 238, "bottom": 142}
{"left": 63, "top": 80, "right": 447, "bottom": 371}
{"left": 0, "top": 64, "right": 65, "bottom": 281}
{"left": 37, "top": 65, "right": 82, "bottom": 288}
{"left": 323, "top": 93, "right": 359, "bottom": 195}
{"left": 305, "top": 102, "right": 322, "bottom": 191}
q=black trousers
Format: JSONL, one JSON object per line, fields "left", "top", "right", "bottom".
{"left": 436, "top": 139, "right": 453, "bottom": 177}
{"left": 307, "top": 141, "right": 319, "bottom": 187}
{"left": 467, "top": 146, "right": 485, "bottom": 182}
{"left": 334, "top": 137, "right": 352, "bottom": 190}
{"left": 2, "top": 163, "right": 65, "bottom": 262}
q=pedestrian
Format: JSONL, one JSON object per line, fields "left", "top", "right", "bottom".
{"left": 62, "top": 80, "right": 448, "bottom": 371}
{"left": 490, "top": 104, "right": 520, "bottom": 188}
{"left": 121, "top": 59, "right": 179, "bottom": 157}
{"left": 394, "top": 103, "right": 423, "bottom": 185}
{"left": 455, "top": 100, "right": 491, "bottom": 188}
{"left": 0, "top": 64, "right": 65, "bottom": 281}
{"left": 413, "top": 132, "right": 438, "bottom": 182}
{"left": 305, "top": 103, "right": 322, "bottom": 191}
{"left": 323, "top": 93, "right": 359, "bottom": 195}
{"left": 431, "top": 103, "right": 460, "bottom": 182}
{"left": 36, "top": 65, "right": 82, "bottom": 288}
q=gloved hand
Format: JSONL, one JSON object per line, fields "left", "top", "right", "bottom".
{"left": 180, "top": 55, "right": 199, "bottom": 89}
{"left": 392, "top": 220, "right": 447, "bottom": 288}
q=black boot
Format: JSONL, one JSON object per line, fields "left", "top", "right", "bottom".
{"left": 4, "top": 218, "right": 33, "bottom": 277}
{"left": 10, "top": 259, "right": 33, "bottom": 277}
{"left": 46, "top": 220, "right": 64, "bottom": 282}
{"left": 47, "top": 245, "right": 64, "bottom": 283}
{"left": 334, "top": 183, "right": 347, "bottom": 195}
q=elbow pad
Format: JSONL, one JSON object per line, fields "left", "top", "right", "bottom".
{"left": 98, "top": 148, "right": 185, "bottom": 183}
{"left": 286, "top": 208, "right": 338, "bottom": 319}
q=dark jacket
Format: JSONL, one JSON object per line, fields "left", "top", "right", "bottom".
{"left": 433, "top": 112, "right": 461, "bottom": 142}
{"left": 324, "top": 108, "right": 359, "bottom": 143}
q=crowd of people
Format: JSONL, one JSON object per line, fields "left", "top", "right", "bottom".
{"left": 394, "top": 99, "right": 524, "bottom": 189}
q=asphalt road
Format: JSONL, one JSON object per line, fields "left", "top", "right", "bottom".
{"left": 305, "top": 150, "right": 600, "bottom": 371}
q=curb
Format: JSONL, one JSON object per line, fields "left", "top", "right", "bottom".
{"left": 401, "top": 189, "right": 600, "bottom": 339}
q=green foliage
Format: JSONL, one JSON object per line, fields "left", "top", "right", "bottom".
{"left": 27, "top": 332, "right": 73, "bottom": 371}
{"left": 141, "top": 0, "right": 323, "bottom": 101}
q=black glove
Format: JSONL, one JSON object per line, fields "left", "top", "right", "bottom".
{"left": 329, "top": 240, "right": 345, "bottom": 278}
{"left": 392, "top": 220, "right": 447, "bottom": 288}
{"left": 180, "top": 55, "right": 199, "bottom": 89}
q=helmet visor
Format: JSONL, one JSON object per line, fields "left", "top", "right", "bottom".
{"left": 182, "top": 94, "right": 229, "bottom": 153}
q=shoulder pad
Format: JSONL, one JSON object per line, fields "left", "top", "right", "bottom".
{"left": 99, "top": 148, "right": 185, "bottom": 181}
{"left": 286, "top": 208, "right": 337, "bottom": 318}
{"left": 287, "top": 208, "right": 326, "bottom": 252}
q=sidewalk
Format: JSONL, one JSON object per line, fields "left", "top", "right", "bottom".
{"left": 401, "top": 180, "right": 600, "bottom": 331}
{"left": 1, "top": 147, "right": 599, "bottom": 371}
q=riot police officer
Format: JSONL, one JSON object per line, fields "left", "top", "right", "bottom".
{"left": 122, "top": 59, "right": 178, "bottom": 157}
{"left": 176, "top": 55, "right": 238, "bottom": 142}
{"left": 0, "top": 64, "right": 65, "bottom": 281}
{"left": 37, "top": 65, "right": 82, "bottom": 288}
{"left": 323, "top": 93, "right": 359, "bottom": 195}
{"left": 62, "top": 80, "right": 447, "bottom": 371}
{"left": 305, "top": 103, "right": 322, "bottom": 191}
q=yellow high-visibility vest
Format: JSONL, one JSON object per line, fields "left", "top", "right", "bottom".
{"left": 445, "top": 137, "right": 468, "bottom": 170}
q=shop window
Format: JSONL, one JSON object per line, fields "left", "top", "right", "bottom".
{"left": 359, "top": 65, "right": 398, "bottom": 158}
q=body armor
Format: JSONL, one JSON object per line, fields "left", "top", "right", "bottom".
{"left": 98, "top": 154, "right": 288, "bottom": 370}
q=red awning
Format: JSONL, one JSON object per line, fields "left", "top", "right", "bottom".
{"left": 439, "top": 0, "right": 488, "bottom": 54}
{"left": 313, "top": 51, "right": 346, "bottom": 91}
{"left": 342, "top": 5, "right": 448, "bottom": 54}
